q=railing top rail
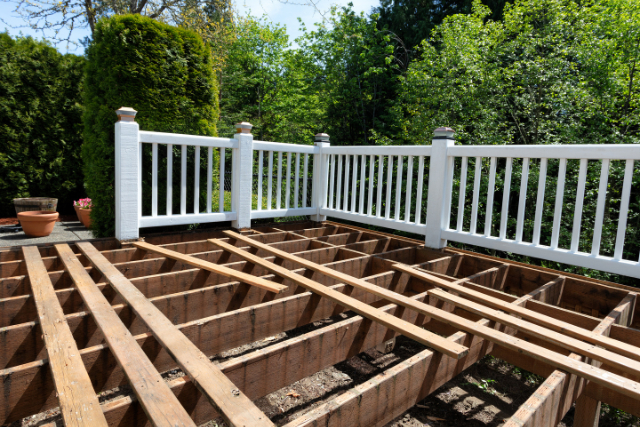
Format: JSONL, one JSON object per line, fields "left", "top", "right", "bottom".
{"left": 447, "top": 144, "right": 640, "bottom": 160}
{"left": 252, "top": 140, "right": 318, "bottom": 154}
{"left": 323, "top": 146, "right": 432, "bottom": 156}
{"left": 139, "top": 131, "right": 237, "bottom": 148}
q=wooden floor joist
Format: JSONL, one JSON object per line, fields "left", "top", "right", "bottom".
{"left": 76, "top": 241, "right": 274, "bottom": 427}
{"left": 3, "top": 221, "right": 640, "bottom": 427}
{"left": 505, "top": 292, "right": 636, "bottom": 427}
{"left": 22, "top": 246, "right": 108, "bottom": 427}
{"left": 55, "top": 243, "right": 198, "bottom": 427}
{"left": 395, "top": 263, "right": 640, "bottom": 362}
{"left": 132, "top": 240, "right": 288, "bottom": 293}
{"left": 208, "top": 237, "right": 469, "bottom": 359}
{"left": 214, "top": 233, "right": 640, "bottom": 402}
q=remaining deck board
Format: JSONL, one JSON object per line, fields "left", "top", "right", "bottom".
{"left": 76, "top": 241, "right": 274, "bottom": 427}
{"left": 208, "top": 237, "right": 469, "bottom": 359}
{"left": 55, "top": 243, "right": 197, "bottom": 427}
{"left": 132, "top": 241, "right": 287, "bottom": 293}
{"left": 429, "top": 288, "right": 640, "bottom": 378}
{"left": 395, "top": 264, "right": 640, "bottom": 362}
{"left": 22, "top": 246, "right": 108, "bottom": 427}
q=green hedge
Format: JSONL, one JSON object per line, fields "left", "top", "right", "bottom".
{"left": 0, "top": 33, "right": 85, "bottom": 217}
{"left": 83, "top": 15, "right": 219, "bottom": 237}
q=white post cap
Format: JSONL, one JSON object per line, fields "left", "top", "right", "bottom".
{"left": 433, "top": 127, "right": 455, "bottom": 140}
{"left": 116, "top": 107, "right": 137, "bottom": 122}
{"left": 314, "top": 133, "right": 330, "bottom": 144}
{"left": 235, "top": 122, "right": 253, "bottom": 134}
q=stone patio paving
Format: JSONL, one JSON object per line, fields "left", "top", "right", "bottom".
{"left": 0, "top": 220, "right": 94, "bottom": 248}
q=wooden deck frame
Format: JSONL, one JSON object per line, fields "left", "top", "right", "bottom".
{"left": 1, "top": 220, "right": 639, "bottom": 427}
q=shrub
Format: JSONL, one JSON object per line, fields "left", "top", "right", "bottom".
{"left": 83, "top": 14, "right": 219, "bottom": 237}
{"left": 0, "top": 33, "right": 85, "bottom": 217}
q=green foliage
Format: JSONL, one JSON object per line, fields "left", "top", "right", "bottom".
{"left": 298, "top": 6, "right": 403, "bottom": 145}
{"left": 374, "top": 0, "right": 475, "bottom": 53}
{"left": 218, "top": 16, "right": 324, "bottom": 143}
{"left": 83, "top": 14, "right": 219, "bottom": 237}
{"left": 0, "top": 33, "right": 85, "bottom": 217}
{"left": 397, "top": 0, "right": 640, "bottom": 145}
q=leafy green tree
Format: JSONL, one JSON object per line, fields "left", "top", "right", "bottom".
{"left": 0, "top": 33, "right": 85, "bottom": 217}
{"left": 298, "top": 6, "right": 403, "bottom": 145}
{"left": 373, "top": 0, "right": 510, "bottom": 55}
{"left": 219, "top": 17, "right": 324, "bottom": 143}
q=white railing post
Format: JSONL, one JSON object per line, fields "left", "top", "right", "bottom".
{"left": 231, "top": 122, "right": 253, "bottom": 229}
{"left": 424, "top": 127, "right": 455, "bottom": 249}
{"left": 311, "top": 133, "right": 330, "bottom": 222}
{"left": 115, "top": 107, "right": 140, "bottom": 241}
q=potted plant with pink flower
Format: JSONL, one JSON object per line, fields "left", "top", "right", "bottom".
{"left": 73, "top": 198, "right": 93, "bottom": 228}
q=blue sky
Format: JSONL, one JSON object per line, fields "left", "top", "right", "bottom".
{"left": 0, "top": 0, "right": 380, "bottom": 53}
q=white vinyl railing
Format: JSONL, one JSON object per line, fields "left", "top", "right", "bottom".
{"left": 137, "top": 131, "right": 236, "bottom": 228}
{"left": 251, "top": 141, "right": 318, "bottom": 219}
{"left": 441, "top": 145, "right": 640, "bottom": 278}
{"left": 114, "top": 108, "right": 640, "bottom": 279}
{"left": 319, "top": 146, "right": 432, "bottom": 235}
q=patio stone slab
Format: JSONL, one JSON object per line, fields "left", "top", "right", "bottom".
{"left": 0, "top": 220, "right": 94, "bottom": 248}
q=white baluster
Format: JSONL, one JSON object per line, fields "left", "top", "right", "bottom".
{"left": 570, "top": 159, "right": 587, "bottom": 252}
{"left": 405, "top": 156, "right": 413, "bottom": 222}
{"left": 194, "top": 146, "right": 200, "bottom": 214}
{"left": 303, "top": 154, "right": 309, "bottom": 208}
{"left": 285, "top": 152, "right": 292, "bottom": 209}
{"left": 614, "top": 160, "right": 634, "bottom": 260}
{"left": 515, "top": 158, "right": 529, "bottom": 243}
{"left": 359, "top": 155, "right": 366, "bottom": 214}
{"left": 591, "top": 159, "right": 610, "bottom": 256}
{"left": 328, "top": 155, "right": 335, "bottom": 209}
{"left": 470, "top": 157, "right": 482, "bottom": 234}
{"left": 167, "top": 144, "right": 173, "bottom": 216}
{"left": 219, "top": 148, "right": 225, "bottom": 212}
{"left": 415, "top": 156, "right": 425, "bottom": 225}
{"left": 499, "top": 157, "right": 512, "bottom": 240}
{"left": 532, "top": 158, "right": 548, "bottom": 245}
{"left": 267, "top": 151, "right": 273, "bottom": 210}
{"left": 277, "top": 152, "right": 283, "bottom": 209}
{"left": 206, "top": 147, "right": 212, "bottom": 213}
{"left": 344, "top": 155, "right": 351, "bottom": 212}
{"left": 257, "top": 150, "right": 263, "bottom": 211}
{"left": 395, "top": 156, "right": 403, "bottom": 220}
{"left": 550, "top": 158, "right": 567, "bottom": 250}
{"left": 336, "top": 155, "right": 343, "bottom": 211}
{"left": 385, "top": 155, "right": 393, "bottom": 219}
{"left": 351, "top": 154, "right": 358, "bottom": 212}
{"left": 181, "top": 144, "right": 187, "bottom": 215}
{"left": 456, "top": 157, "right": 468, "bottom": 231}
{"left": 294, "top": 153, "right": 300, "bottom": 209}
{"left": 376, "top": 155, "right": 384, "bottom": 218}
{"left": 152, "top": 143, "right": 158, "bottom": 217}
{"left": 367, "top": 155, "right": 374, "bottom": 216}
{"left": 484, "top": 157, "right": 497, "bottom": 237}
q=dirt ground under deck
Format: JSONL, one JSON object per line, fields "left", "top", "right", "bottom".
{"left": 9, "top": 312, "right": 639, "bottom": 427}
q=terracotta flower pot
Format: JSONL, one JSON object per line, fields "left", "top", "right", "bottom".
{"left": 78, "top": 208, "right": 92, "bottom": 228}
{"left": 74, "top": 205, "right": 82, "bottom": 223}
{"left": 17, "top": 211, "right": 59, "bottom": 237}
